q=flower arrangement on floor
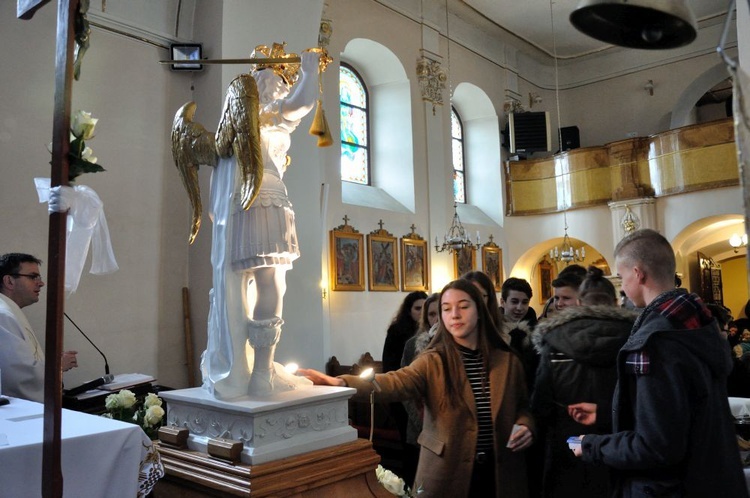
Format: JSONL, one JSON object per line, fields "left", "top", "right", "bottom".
{"left": 375, "top": 465, "right": 422, "bottom": 497}
{"left": 103, "top": 389, "right": 165, "bottom": 440}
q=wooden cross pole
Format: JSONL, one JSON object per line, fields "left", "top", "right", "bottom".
{"left": 17, "top": 1, "right": 76, "bottom": 497}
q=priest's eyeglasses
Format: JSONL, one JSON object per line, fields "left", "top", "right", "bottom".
{"left": 11, "top": 273, "right": 43, "bottom": 282}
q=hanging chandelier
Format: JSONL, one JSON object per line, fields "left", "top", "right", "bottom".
{"left": 435, "top": 203, "right": 480, "bottom": 253}
{"left": 550, "top": 216, "right": 585, "bottom": 264}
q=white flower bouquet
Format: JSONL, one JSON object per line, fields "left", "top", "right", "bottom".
{"left": 103, "top": 389, "right": 165, "bottom": 439}
{"left": 67, "top": 110, "right": 105, "bottom": 182}
{"left": 375, "top": 465, "right": 422, "bottom": 496}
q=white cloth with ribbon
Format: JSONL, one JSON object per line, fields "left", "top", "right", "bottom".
{"left": 34, "top": 178, "right": 118, "bottom": 293}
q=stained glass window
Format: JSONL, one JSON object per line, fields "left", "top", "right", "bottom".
{"left": 452, "top": 107, "right": 466, "bottom": 203}
{"left": 340, "top": 63, "right": 370, "bottom": 184}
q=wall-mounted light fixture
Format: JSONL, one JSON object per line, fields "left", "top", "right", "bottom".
{"left": 729, "top": 233, "right": 748, "bottom": 253}
{"left": 320, "top": 280, "right": 328, "bottom": 300}
{"left": 169, "top": 43, "right": 203, "bottom": 71}
{"left": 644, "top": 80, "right": 654, "bottom": 96}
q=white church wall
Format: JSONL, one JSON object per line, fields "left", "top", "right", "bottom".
{"left": 0, "top": 1, "right": 194, "bottom": 389}
{"left": 562, "top": 51, "right": 732, "bottom": 148}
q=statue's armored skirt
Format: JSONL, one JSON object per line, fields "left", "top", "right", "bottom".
{"left": 230, "top": 169, "right": 299, "bottom": 271}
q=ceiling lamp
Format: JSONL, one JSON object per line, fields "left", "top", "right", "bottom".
{"left": 569, "top": 0, "right": 698, "bottom": 50}
{"left": 550, "top": 216, "right": 586, "bottom": 264}
{"left": 435, "top": 203, "right": 480, "bottom": 254}
{"left": 729, "top": 233, "right": 748, "bottom": 253}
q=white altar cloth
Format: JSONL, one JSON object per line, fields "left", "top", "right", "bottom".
{"left": 0, "top": 397, "right": 155, "bottom": 497}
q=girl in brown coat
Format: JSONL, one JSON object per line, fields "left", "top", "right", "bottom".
{"left": 300, "top": 279, "right": 535, "bottom": 497}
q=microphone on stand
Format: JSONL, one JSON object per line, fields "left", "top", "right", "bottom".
{"left": 64, "top": 312, "right": 110, "bottom": 375}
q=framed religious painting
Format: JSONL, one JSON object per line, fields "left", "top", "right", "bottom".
{"left": 453, "top": 246, "right": 476, "bottom": 279}
{"left": 400, "top": 226, "right": 429, "bottom": 292}
{"left": 367, "top": 222, "right": 399, "bottom": 291}
{"left": 538, "top": 256, "right": 554, "bottom": 304}
{"left": 329, "top": 217, "right": 365, "bottom": 291}
{"left": 481, "top": 237, "right": 503, "bottom": 292}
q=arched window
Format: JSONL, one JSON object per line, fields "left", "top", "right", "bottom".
{"left": 340, "top": 63, "right": 370, "bottom": 185}
{"left": 451, "top": 107, "right": 466, "bottom": 203}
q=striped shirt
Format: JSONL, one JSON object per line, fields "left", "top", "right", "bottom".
{"left": 459, "top": 345, "right": 493, "bottom": 451}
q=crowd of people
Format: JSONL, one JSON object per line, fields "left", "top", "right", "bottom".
{"left": 5, "top": 227, "right": 750, "bottom": 497}
{"left": 300, "top": 228, "right": 750, "bottom": 498}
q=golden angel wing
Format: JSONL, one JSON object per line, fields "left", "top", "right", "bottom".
{"left": 216, "top": 75, "right": 263, "bottom": 211}
{"left": 171, "top": 101, "right": 218, "bottom": 244}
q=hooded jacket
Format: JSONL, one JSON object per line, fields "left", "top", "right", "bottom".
{"left": 531, "top": 305, "right": 637, "bottom": 497}
{"left": 581, "top": 291, "right": 748, "bottom": 498}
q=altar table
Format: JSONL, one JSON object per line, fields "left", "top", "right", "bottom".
{"left": 0, "top": 396, "right": 161, "bottom": 497}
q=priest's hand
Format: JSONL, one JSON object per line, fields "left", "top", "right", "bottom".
{"left": 62, "top": 350, "right": 78, "bottom": 372}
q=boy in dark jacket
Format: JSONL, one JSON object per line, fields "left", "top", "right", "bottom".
{"left": 569, "top": 229, "right": 748, "bottom": 498}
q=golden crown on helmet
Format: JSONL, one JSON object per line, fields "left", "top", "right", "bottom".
{"left": 251, "top": 42, "right": 300, "bottom": 85}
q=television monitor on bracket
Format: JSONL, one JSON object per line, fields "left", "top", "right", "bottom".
{"left": 507, "top": 111, "right": 551, "bottom": 154}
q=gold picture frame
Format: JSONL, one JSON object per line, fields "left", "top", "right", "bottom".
{"left": 538, "top": 256, "right": 554, "bottom": 304}
{"left": 481, "top": 237, "right": 503, "bottom": 292}
{"left": 453, "top": 246, "right": 476, "bottom": 279}
{"left": 367, "top": 221, "right": 399, "bottom": 292}
{"left": 330, "top": 217, "right": 365, "bottom": 291}
{"left": 401, "top": 226, "right": 429, "bottom": 292}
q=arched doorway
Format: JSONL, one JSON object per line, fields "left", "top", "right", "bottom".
{"left": 508, "top": 237, "right": 610, "bottom": 315}
{"left": 671, "top": 215, "right": 748, "bottom": 320}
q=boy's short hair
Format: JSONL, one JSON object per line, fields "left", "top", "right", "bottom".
{"left": 614, "top": 229, "right": 675, "bottom": 285}
{"left": 501, "top": 277, "right": 532, "bottom": 300}
{"left": 551, "top": 271, "right": 583, "bottom": 290}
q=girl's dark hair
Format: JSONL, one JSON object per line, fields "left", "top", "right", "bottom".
{"left": 430, "top": 279, "right": 507, "bottom": 406}
{"left": 578, "top": 265, "right": 617, "bottom": 306}
{"left": 540, "top": 295, "right": 555, "bottom": 319}
{"left": 461, "top": 271, "right": 502, "bottom": 328}
{"left": 418, "top": 293, "right": 440, "bottom": 333}
{"left": 389, "top": 291, "right": 429, "bottom": 336}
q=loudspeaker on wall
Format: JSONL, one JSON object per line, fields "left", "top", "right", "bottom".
{"left": 560, "top": 126, "right": 580, "bottom": 151}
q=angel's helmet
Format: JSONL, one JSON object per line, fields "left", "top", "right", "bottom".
{"left": 250, "top": 42, "right": 300, "bottom": 86}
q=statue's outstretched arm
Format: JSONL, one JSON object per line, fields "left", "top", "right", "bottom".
{"left": 216, "top": 75, "right": 263, "bottom": 211}
{"left": 281, "top": 51, "right": 321, "bottom": 122}
{"left": 171, "top": 101, "right": 219, "bottom": 244}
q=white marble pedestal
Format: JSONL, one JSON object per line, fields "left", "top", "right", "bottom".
{"left": 160, "top": 385, "right": 357, "bottom": 465}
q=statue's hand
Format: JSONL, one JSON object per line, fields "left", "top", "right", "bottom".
{"left": 300, "top": 50, "right": 320, "bottom": 74}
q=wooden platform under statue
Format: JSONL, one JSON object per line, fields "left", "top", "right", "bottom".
{"left": 152, "top": 438, "right": 393, "bottom": 497}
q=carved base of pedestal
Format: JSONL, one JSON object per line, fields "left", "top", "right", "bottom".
{"left": 160, "top": 386, "right": 358, "bottom": 465}
{"left": 152, "top": 438, "right": 393, "bottom": 497}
